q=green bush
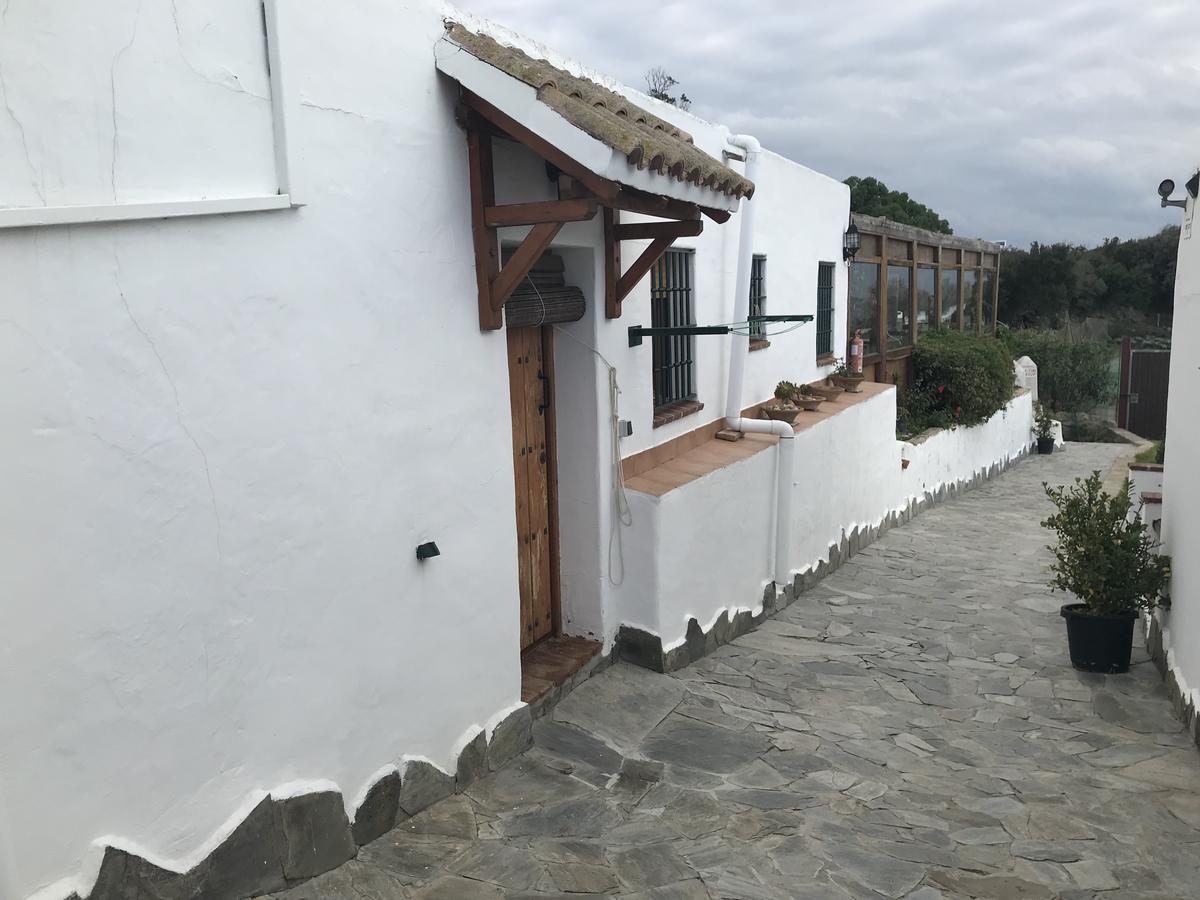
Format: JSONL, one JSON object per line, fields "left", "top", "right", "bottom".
{"left": 906, "top": 330, "right": 1014, "bottom": 431}
{"left": 999, "top": 328, "right": 1117, "bottom": 414}
{"left": 1042, "top": 471, "right": 1170, "bottom": 614}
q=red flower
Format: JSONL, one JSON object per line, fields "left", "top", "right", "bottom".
{"left": 937, "top": 385, "right": 945, "bottom": 394}
{"left": 954, "top": 406, "right": 962, "bottom": 418}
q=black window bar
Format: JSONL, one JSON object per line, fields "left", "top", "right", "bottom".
{"left": 816, "top": 261, "right": 835, "bottom": 356}
{"left": 749, "top": 254, "right": 767, "bottom": 342}
{"left": 650, "top": 248, "right": 696, "bottom": 409}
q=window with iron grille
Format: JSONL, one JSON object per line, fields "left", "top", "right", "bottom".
{"left": 749, "top": 254, "right": 767, "bottom": 343}
{"left": 650, "top": 248, "right": 696, "bottom": 410}
{"left": 816, "top": 261, "right": 835, "bottom": 357}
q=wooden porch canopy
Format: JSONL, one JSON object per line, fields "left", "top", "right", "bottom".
{"left": 434, "top": 24, "right": 754, "bottom": 330}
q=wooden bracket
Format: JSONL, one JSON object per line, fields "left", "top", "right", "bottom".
{"left": 491, "top": 221, "right": 565, "bottom": 312}
{"left": 466, "top": 113, "right": 502, "bottom": 331}
{"left": 604, "top": 207, "right": 621, "bottom": 319}
{"left": 616, "top": 236, "right": 675, "bottom": 305}
{"left": 612, "top": 219, "right": 703, "bottom": 242}
{"left": 484, "top": 198, "right": 597, "bottom": 228}
{"left": 603, "top": 216, "right": 705, "bottom": 314}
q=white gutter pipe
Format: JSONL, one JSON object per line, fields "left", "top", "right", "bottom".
{"left": 723, "top": 134, "right": 795, "bottom": 587}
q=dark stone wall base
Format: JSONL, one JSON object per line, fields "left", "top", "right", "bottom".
{"left": 1145, "top": 612, "right": 1200, "bottom": 752}
{"left": 617, "top": 447, "right": 1028, "bottom": 674}
{"left": 79, "top": 705, "right": 533, "bottom": 900}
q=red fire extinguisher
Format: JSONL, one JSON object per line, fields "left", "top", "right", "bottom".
{"left": 849, "top": 329, "right": 864, "bottom": 374}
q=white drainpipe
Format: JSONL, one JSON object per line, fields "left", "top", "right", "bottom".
{"left": 724, "top": 134, "right": 795, "bottom": 587}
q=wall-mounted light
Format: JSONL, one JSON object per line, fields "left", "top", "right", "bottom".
{"left": 415, "top": 541, "right": 440, "bottom": 561}
{"left": 843, "top": 221, "right": 860, "bottom": 262}
{"left": 1158, "top": 179, "right": 1188, "bottom": 210}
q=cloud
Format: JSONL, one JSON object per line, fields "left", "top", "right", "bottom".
{"left": 450, "top": 0, "right": 1199, "bottom": 247}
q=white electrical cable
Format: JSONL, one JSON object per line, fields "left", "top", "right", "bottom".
{"left": 552, "top": 323, "right": 632, "bottom": 585}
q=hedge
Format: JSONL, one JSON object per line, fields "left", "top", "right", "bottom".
{"left": 905, "top": 330, "right": 1014, "bottom": 432}
{"left": 999, "top": 328, "right": 1117, "bottom": 414}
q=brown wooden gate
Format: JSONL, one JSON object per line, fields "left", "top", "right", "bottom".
{"left": 506, "top": 325, "right": 559, "bottom": 650}
{"left": 1125, "top": 349, "right": 1170, "bottom": 440}
{"left": 1118, "top": 338, "right": 1171, "bottom": 441}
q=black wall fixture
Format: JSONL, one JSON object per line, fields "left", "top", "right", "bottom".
{"left": 415, "top": 541, "right": 440, "bottom": 561}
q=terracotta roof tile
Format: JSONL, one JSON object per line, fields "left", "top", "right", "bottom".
{"left": 444, "top": 24, "right": 754, "bottom": 201}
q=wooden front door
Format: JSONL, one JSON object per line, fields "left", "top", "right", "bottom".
{"left": 507, "top": 325, "right": 558, "bottom": 650}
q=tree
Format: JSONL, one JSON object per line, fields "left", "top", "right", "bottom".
{"left": 998, "top": 226, "right": 1179, "bottom": 329}
{"left": 644, "top": 67, "right": 691, "bottom": 110}
{"left": 844, "top": 175, "right": 952, "bottom": 234}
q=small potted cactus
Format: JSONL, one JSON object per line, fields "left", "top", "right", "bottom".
{"left": 829, "top": 359, "right": 864, "bottom": 393}
{"left": 763, "top": 381, "right": 803, "bottom": 425}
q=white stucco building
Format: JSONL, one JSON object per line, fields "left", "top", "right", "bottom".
{"left": 1146, "top": 167, "right": 1200, "bottom": 743}
{"left": 0, "top": 2, "right": 1034, "bottom": 898}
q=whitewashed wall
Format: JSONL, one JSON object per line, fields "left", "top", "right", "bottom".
{"left": 631, "top": 389, "right": 1035, "bottom": 650}
{"left": 0, "top": 2, "right": 530, "bottom": 898}
{"left": 1157, "top": 174, "right": 1200, "bottom": 714}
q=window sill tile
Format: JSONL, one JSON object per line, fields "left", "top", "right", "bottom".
{"left": 748, "top": 339, "right": 771, "bottom": 352}
{"left": 653, "top": 399, "right": 704, "bottom": 429}
{"left": 816, "top": 353, "right": 836, "bottom": 365}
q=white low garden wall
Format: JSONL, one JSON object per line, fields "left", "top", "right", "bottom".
{"left": 625, "top": 387, "right": 1035, "bottom": 653}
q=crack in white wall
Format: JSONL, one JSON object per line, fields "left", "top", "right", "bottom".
{"left": 0, "top": 0, "right": 45, "bottom": 204}
{"left": 113, "top": 255, "right": 223, "bottom": 561}
{"left": 109, "top": 1, "right": 141, "bottom": 202}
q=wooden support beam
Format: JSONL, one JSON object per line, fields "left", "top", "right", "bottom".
{"left": 604, "top": 207, "right": 621, "bottom": 319}
{"left": 484, "top": 198, "right": 597, "bottom": 228}
{"left": 607, "top": 188, "right": 700, "bottom": 222}
{"left": 700, "top": 206, "right": 732, "bottom": 224}
{"left": 463, "top": 90, "right": 619, "bottom": 204}
{"left": 613, "top": 219, "right": 703, "bottom": 242}
{"left": 466, "top": 115, "right": 502, "bottom": 331}
{"left": 491, "top": 221, "right": 565, "bottom": 312}
{"left": 616, "top": 236, "right": 674, "bottom": 304}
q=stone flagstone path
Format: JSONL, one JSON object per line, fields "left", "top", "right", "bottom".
{"left": 266, "top": 443, "right": 1200, "bottom": 899}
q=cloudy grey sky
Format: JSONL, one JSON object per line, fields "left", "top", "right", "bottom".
{"left": 456, "top": 0, "right": 1198, "bottom": 248}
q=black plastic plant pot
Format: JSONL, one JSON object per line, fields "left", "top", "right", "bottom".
{"left": 1037, "top": 437, "right": 1055, "bottom": 454}
{"left": 1060, "top": 603, "right": 1136, "bottom": 673}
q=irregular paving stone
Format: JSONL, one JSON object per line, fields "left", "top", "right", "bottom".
{"left": 488, "top": 706, "right": 533, "bottom": 771}
{"left": 456, "top": 730, "right": 489, "bottom": 791}
{"left": 553, "top": 662, "right": 685, "bottom": 753}
{"left": 274, "top": 792, "right": 357, "bottom": 881}
{"left": 352, "top": 771, "right": 402, "bottom": 847}
{"left": 820, "top": 844, "right": 925, "bottom": 898}
{"left": 449, "top": 842, "right": 543, "bottom": 891}
{"left": 266, "top": 859, "right": 411, "bottom": 899}
{"left": 611, "top": 844, "right": 696, "bottom": 890}
{"left": 641, "top": 715, "right": 770, "bottom": 773}
{"left": 499, "top": 797, "right": 623, "bottom": 838}
{"left": 251, "top": 443, "right": 1200, "bottom": 900}
{"left": 533, "top": 719, "right": 624, "bottom": 774}
{"left": 409, "top": 875, "right": 505, "bottom": 899}
{"left": 399, "top": 760, "right": 455, "bottom": 817}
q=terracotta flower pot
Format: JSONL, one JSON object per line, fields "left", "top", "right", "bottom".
{"left": 763, "top": 404, "right": 802, "bottom": 425}
{"left": 807, "top": 382, "right": 844, "bottom": 401}
{"left": 794, "top": 396, "right": 824, "bottom": 411}
{"left": 832, "top": 374, "right": 864, "bottom": 394}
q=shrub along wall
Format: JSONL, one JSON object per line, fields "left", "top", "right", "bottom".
{"left": 999, "top": 328, "right": 1117, "bottom": 415}
{"left": 904, "top": 330, "right": 1014, "bottom": 433}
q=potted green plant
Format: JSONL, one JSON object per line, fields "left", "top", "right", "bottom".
{"left": 830, "top": 359, "right": 864, "bottom": 393}
{"left": 763, "top": 381, "right": 803, "bottom": 425}
{"left": 1042, "top": 472, "right": 1171, "bottom": 673}
{"left": 1034, "top": 402, "right": 1055, "bottom": 454}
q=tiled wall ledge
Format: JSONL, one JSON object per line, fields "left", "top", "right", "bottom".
{"left": 618, "top": 446, "right": 1028, "bottom": 673}
{"left": 52, "top": 709, "right": 534, "bottom": 900}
